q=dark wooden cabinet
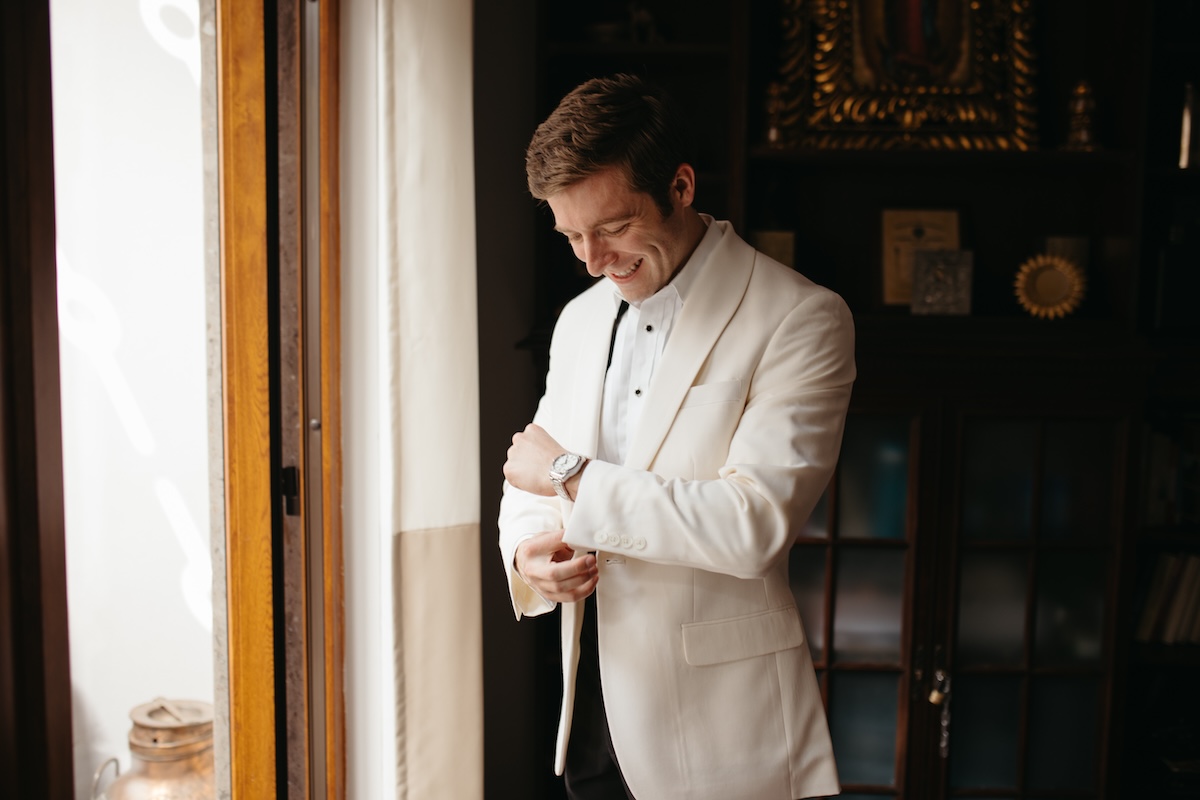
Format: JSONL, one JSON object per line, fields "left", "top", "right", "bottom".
{"left": 743, "top": 148, "right": 1141, "bottom": 325}
{"left": 793, "top": 340, "right": 1143, "bottom": 799}
{"left": 735, "top": 3, "right": 1168, "bottom": 791}
{"left": 520, "top": 2, "right": 1198, "bottom": 798}
{"left": 1120, "top": 2, "right": 1200, "bottom": 796}
{"left": 741, "top": 0, "right": 1147, "bottom": 328}
{"left": 1121, "top": 371, "right": 1200, "bottom": 799}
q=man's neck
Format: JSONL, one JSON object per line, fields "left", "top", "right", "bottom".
{"left": 665, "top": 208, "right": 708, "bottom": 287}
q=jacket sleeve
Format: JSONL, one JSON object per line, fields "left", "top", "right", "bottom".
{"left": 498, "top": 482, "right": 559, "bottom": 619}
{"left": 498, "top": 371, "right": 563, "bottom": 618}
{"left": 496, "top": 307, "right": 577, "bottom": 620}
{"left": 562, "top": 290, "right": 855, "bottom": 578}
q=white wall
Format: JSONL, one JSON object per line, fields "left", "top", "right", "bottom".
{"left": 50, "top": 1, "right": 213, "bottom": 797}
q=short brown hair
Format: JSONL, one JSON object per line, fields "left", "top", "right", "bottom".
{"left": 525, "top": 74, "right": 695, "bottom": 217}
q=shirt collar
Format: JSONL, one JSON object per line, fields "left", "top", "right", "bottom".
{"left": 671, "top": 213, "right": 718, "bottom": 304}
{"left": 609, "top": 213, "right": 720, "bottom": 311}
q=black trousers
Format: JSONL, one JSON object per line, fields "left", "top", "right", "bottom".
{"left": 564, "top": 592, "right": 636, "bottom": 800}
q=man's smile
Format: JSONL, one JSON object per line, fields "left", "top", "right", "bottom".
{"left": 610, "top": 258, "right": 643, "bottom": 280}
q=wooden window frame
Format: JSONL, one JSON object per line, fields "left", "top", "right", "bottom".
{"left": 0, "top": 2, "right": 344, "bottom": 796}
{"left": 217, "top": 0, "right": 344, "bottom": 796}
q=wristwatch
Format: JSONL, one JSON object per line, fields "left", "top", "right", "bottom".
{"left": 549, "top": 452, "right": 587, "bottom": 500}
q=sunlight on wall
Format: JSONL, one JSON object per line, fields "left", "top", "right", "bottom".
{"left": 50, "top": 0, "right": 213, "bottom": 796}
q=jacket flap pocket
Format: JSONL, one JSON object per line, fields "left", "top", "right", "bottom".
{"left": 680, "top": 379, "right": 743, "bottom": 409}
{"left": 681, "top": 606, "right": 804, "bottom": 666}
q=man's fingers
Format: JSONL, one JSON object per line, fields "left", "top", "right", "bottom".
{"left": 515, "top": 529, "right": 599, "bottom": 601}
{"left": 537, "top": 571, "right": 599, "bottom": 604}
{"left": 549, "top": 547, "right": 575, "bottom": 564}
{"left": 530, "top": 552, "right": 595, "bottom": 584}
{"left": 525, "top": 552, "right": 597, "bottom": 598}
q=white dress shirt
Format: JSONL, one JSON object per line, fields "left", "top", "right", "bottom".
{"left": 596, "top": 215, "right": 721, "bottom": 466}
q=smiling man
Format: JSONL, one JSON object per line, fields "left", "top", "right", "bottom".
{"left": 500, "top": 74, "right": 856, "bottom": 800}
{"left": 550, "top": 164, "right": 707, "bottom": 304}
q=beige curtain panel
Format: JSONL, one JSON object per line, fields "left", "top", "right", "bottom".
{"left": 378, "top": 0, "right": 483, "bottom": 796}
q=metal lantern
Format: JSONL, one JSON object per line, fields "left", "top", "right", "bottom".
{"left": 93, "top": 698, "right": 215, "bottom": 800}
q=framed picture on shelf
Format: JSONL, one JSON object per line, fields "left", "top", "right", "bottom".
{"left": 911, "top": 250, "right": 973, "bottom": 315}
{"left": 881, "top": 209, "right": 960, "bottom": 305}
{"left": 770, "top": 0, "right": 1037, "bottom": 150}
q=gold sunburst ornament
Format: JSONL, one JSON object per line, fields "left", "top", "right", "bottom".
{"left": 1014, "top": 254, "right": 1086, "bottom": 319}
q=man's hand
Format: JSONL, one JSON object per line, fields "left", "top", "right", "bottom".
{"left": 515, "top": 529, "right": 598, "bottom": 602}
{"left": 504, "top": 423, "right": 567, "bottom": 497}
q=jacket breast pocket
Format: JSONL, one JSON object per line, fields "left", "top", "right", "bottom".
{"left": 667, "top": 380, "right": 745, "bottom": 479}
{"left": 680, "top": 379, "right": 744, "bottom": 409}
{"left": 681, "top": 606, "right": 805, "bottom": 666}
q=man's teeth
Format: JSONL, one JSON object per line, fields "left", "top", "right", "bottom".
{"left": 614, "top": 259, "right": 643, "bottom": 278}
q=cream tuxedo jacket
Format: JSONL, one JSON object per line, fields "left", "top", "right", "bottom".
{"left": 499, "top": 221, "right": 855, "bottom": 800}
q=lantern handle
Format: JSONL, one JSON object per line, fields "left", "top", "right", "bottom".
{"left": 91, "top": 756, "right": 120, "bottom": 799}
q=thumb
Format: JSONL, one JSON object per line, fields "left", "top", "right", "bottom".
{"left": 523, "top": 528, "right": 566, "bottom": 557}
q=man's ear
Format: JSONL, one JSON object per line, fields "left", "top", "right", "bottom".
{"left": 672, "top": 164, "right": 696, "bottom": 208}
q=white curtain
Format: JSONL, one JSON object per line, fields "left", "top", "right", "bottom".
{"left": 342, "top": 0, "right": 483, "bottom": 797}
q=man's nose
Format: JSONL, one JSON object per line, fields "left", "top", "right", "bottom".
{"left": 579, "top": 236, "right": 614, "bottom": 276}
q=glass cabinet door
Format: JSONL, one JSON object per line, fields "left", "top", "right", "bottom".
{"left": 791, "top": 406, "right": 1126, "bottom": 800}
{"left": 791, "top": 412, "right": 918, "bottom": 799}
{"left": 942, "top": 415, "right": 1121, "bottom": 799}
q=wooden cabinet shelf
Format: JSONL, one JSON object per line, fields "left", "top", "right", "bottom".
{"left": 744, "top": 141, "right": 1143, "bottom": 326}
{"left": 749, "top": 145, "right": 1138, "bottom": 173}
{"left": 852, "top": 313, "right": 1140, "bottom": 341}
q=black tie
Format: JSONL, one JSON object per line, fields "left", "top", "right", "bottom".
{"left": 606, "top": 300, "right": 629, "bottom": 371}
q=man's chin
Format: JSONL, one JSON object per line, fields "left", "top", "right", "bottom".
{"left": 613, "top": 284, "right": 646, "bottom": 304}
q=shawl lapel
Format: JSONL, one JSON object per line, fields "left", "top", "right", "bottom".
{"left": 565, "top": 291, "right": 626, "bottom": 458}
{"left": 624, "top": 222, "right": 755, "bottom": 470}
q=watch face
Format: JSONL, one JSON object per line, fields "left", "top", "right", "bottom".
{"left": 552, "top": 453, "right": 580, "bottom": 474}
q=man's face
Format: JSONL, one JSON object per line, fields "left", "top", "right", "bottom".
{"left": 547, "top": 166, "right": 694, "bottom": 304}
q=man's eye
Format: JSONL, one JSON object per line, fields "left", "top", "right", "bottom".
{"left": 602, "top": 225, "right": 629, "bottom": 237}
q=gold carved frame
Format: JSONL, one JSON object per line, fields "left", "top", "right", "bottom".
{"left": 773, "top": 0, "right": 1038, "bottom": 150}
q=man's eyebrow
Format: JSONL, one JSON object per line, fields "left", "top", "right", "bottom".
{"left": 554, "top": 212, "right": 636, "bottom": 234}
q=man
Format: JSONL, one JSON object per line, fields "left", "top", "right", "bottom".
{"left": 500, "top": 74, "right": 854, "bottom": 800}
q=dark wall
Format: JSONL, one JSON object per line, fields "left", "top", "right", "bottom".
{"left": 473, "top": 5, "right": 567, "bottom": 799}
